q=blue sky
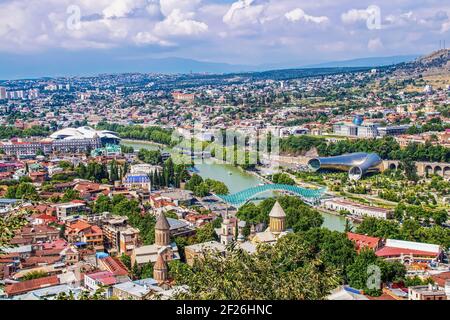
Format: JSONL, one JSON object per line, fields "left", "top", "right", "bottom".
{"left": 0, "top": 0, "right": 449, "bottom": 78}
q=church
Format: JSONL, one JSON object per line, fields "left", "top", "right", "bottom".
{"left": 250, "top": 201, "right": 292, "bottom": 245}
{"left": 131, "top": 213, "right": 180, "bottom": 267}
{"left": 218, "top": 201, "right": 292, "bottom": 252}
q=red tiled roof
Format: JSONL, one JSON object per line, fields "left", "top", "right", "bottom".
{"left": 70, "top": 200, "right": 86, "bottom": 204}
{"left": 5, "top": 275, "right": 59, "bottom": 296}
{"left": 22, "top": 255, "right": 61, "bottom": 267}
{"left": 99, "top": 256, "right": 129, "bottom": 276}
{"left": 85, "top": 271, "right": 118, "bottom": 286}
{"left": 431, "top": 272, "right": 450, "bottom": 288}
{"left": 376, "top": 246, "right": 439, "bottom": 258}
{"left": 347, "top": 232, "right": 381, "bottom": 251}
{"left": 35, "top": 214, "right": 57, "bottom": 222}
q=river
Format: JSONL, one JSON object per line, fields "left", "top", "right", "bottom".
{"left": 122, "top": 140, "right": 348, "bottom": 232}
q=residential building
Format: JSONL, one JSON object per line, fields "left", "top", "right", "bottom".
{"left": 53, "top": 201, "right": 87, "bottom": 219}
{"left": 408, "top": 284, "right": 447, "bottom": 300}
{"left": 65, "top": 219, "right": 104, "bottom": 250}
{"left": 102, "top": 216, "right": 139, "bottom": 255}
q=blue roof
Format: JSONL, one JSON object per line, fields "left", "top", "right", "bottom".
{"left": 74, "top": 242, "right": 87, "bottom": 247}
{"left": 96, "top": 252, "right": 109, "bottom": 259}
{"left": 0, "top": 199, "right": 20, "bottom": 204}
{"left": 344, "top": 286, "right": 362, "bottom": 294}
{"left": 125, "top": 175, "right": 150, "bottom": 183}
{"left": 133, "top": 278, "right": 158, "bottom": 286}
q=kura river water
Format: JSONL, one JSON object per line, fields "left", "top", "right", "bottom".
{"left": 122, "top": 140, "right": 347, "bottom": 232}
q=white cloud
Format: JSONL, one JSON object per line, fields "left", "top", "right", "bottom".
{"left": 134, "top": 31, "right": 174, "bottom": 46}
{"left": 442, "top": 21, "right": 450, "bottom": 33}
{"left": 102, "top": 0, "right": 145, "bottom": 19}
{"left": 0, "top": 0, "right": 448, "bottom": 64}
{"left": 223, "top": 0, "right": 264, "bottom": 27}
{"left": 285, "top": 8, "right": 329, "bottom": 24}
{"left": 341, "top": 5, "right": 381, "bottom": 25}
{"left": 154, "top": 9, "right": 208, "bottom": 36}
{"left": 368, "top": 37, "right": 383, "bottom": 51}
{"left": 160, "top": 0, "right": 202, "bottom": 17}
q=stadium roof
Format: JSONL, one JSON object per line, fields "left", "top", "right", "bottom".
{"left": 49, "top": 126, "right": 120, "bottom": 141}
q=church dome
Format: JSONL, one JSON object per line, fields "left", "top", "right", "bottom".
{"left": 269, "top": 201, "right": 286, "bottom": 218}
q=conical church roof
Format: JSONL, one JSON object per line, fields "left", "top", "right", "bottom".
{"left": 269, "top": 201, "right": 286, "bottom": 218}
{"left": 155, "top": 213, "right": 170, "bottom": 230}
{"left": 154, "top": 252, "right": 168, "bottom": 270}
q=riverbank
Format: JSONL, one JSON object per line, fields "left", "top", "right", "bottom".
{"left": 121, "top": 139, "right": 349, "bottom": 231}
{"left": 121, "top": 139, "right": 167, "bottom": 149}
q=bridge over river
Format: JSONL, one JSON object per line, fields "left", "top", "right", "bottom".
{"left": 215, "top": 183, "right": 326, "bottom": 208}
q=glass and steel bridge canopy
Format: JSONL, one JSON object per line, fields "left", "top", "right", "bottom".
{"left": 216, "top": 184, "right": 326, "bottom": 208}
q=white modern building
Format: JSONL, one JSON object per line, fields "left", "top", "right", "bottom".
{"left": 322, "top": 197, "right": 392, "bottom": 219}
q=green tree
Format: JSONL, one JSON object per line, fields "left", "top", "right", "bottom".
{"left": 21, "top": 270, "right": 48, "bottom": 281}
{"left": 61, "top": 189, "right": 81, "bottom": 202}
{"left": 171, "top": 234, "right": 340, "bottom": 300}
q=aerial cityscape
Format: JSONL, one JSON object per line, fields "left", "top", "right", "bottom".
{"left": 0, "top": 0, "right": 450, "bottom": 305}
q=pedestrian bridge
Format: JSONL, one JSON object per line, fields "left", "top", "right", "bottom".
{"left": 216, "top": 184, "right": 326, "bottom": 208}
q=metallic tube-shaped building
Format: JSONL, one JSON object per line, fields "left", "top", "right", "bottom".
{"left": 307, "top": 152, "right": 382, "bottom": 180}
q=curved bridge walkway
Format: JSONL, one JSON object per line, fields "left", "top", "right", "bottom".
{"left": 215, "top": 184, "right": 326, "bottom": 208}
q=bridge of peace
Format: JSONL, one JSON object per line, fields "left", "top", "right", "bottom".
{"left": 215, "top": 184, "right": 326, "bottom": 208}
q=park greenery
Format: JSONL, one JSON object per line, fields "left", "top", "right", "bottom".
{"left": 184, "top": 174, "right": 229, "bottom": 197}
{"left": 0, "top": 211, "right": 28, "bottom": 249}
{"left": 93, "top": 194, "right": 156, "bottom": 245}
{"left": 5, "top": 182, "right": 39, "bottom": 200}
{"left": 169, "top": 234, "right": 342, "bottom": 300}
{"left": 280, "top": 135, "right": 450, "bottom": 162}
{"left": 96, "top": 122, "right": 173, "bottom": 145}
{"left": 271, "top": 173, "right": 295, "bottom": 185}
{"left": 169, "top": 229, "right": 409, "bottom": 299}
{"left": 356, "top": 216, "right": 450, "bottom": 249}
{"left": 236, "top": 196, "right": 323, "bottom": 233}
{"left": 0, "top": 125, "right": 51, "bottom": 139}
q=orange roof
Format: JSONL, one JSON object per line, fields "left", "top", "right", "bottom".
{"left": 5, "top": 275, "right": 59, "bottom": 296}
{"left": 67, "top": 220, "right": 92, "bottom": 233}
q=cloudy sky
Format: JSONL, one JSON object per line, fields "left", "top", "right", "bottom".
{"left": 0, "top": 0, "right": 449, "bottom": 77}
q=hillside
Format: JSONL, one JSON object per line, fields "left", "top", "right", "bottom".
{"left": 394, "top": 49, "right": 450, "bottom": 77}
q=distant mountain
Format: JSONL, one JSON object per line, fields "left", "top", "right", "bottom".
{"left": 0, "top": 50, "right": 422, "bottom": 80}
{"left": 304, "top": 55, "right": 419, "bottom": 68}
{"left": 0, "top": 52, "right": 259, "bottom": 80}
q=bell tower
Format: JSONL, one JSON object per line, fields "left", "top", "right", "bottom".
{"left": 155, "top": 213, "right": 171, "bottom": 246}
{"left": 153, "top": 251, "right": 168, "bottom": 283}
{"left": 220, "top": 212, "right": 234, "bottom": 245}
